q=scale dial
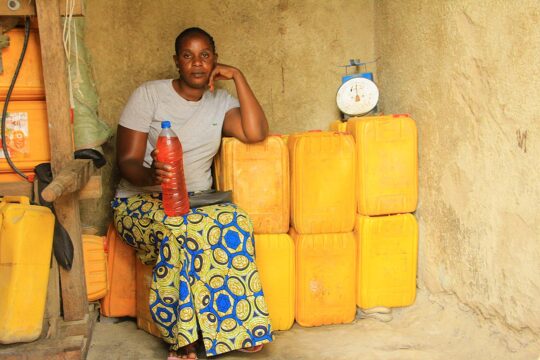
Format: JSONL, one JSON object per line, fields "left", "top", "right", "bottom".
{"left": 336, "top": 77, "right": 379, "bottom": 116}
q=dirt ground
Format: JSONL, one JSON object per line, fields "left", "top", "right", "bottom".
{"left": 87, "top": 289, "right": 540, "bottom": 360}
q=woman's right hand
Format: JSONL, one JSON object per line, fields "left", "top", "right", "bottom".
{"left": 150, "top": 148, "right": 173, "bottom": 185}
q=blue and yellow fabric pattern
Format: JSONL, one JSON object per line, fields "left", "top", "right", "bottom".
{"left": 112, "top": 193, "right": 273, "bottom": 356}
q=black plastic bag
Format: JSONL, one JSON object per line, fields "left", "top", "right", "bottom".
{"left": 34, "top": 163, "right": 74, "bottom": 270}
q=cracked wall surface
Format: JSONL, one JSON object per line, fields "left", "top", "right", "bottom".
{"left": 375, "top": 1, "right": 540, "bottom": 333}
{"left": 83, "top": 0, "right": 375, "bottom": 232}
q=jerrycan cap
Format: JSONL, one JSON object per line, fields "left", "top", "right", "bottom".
{"left": 161, "top": 121, "right": 171, "bottom": 129}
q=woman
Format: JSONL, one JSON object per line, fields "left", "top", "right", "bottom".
{"left": 112, "top": 27, "right": 272, "bottom": 359}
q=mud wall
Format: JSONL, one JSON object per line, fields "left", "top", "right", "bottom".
{"left": 83, "top": 0, "right": 375, "bottom": 232}
{"left": 375, "top": 1, "right": 540, "bottom": 333}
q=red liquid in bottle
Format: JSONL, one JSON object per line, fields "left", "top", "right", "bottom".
{"left": 156, "top": 125, "right": 190, "bottom": 216}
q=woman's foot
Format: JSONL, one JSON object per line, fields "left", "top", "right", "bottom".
{"left": 168, "top": 343, "right": 198, "bottom": 359}
{"left": 238, "top": 344, "right": 264, "bottom": 353}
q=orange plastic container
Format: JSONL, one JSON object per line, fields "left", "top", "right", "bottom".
{"left": 289, "top": 131, "right": 356, "bottom": 234}
{"left": 100, "top": 223, "right": 137, "bottom": 318}
{"left": 355, "top": 213, "right": 418, "bottom": 309}
{"left": 0, "top": 171, "right": 35, "bottom": 182}
{"left": 254, "top": 233, "right": 295, "bottom": 331}
{"left": 291, "top": 229, "right": 356, "bottom": 327}
{"left": 346, "top": 115, "right": 418, "bottom": 215}
{"left": 216, "top": 136, "right": 290, "bottom": 233}
{"left": 0, "top": 29, "right": 45, "bottom": 101}
{"left": 0, "top": 196, "right": 54, "bottom": 344}
{"left": 0, "top": 101, "right": 50, "bottom": 179}
{"left": 82, "top": 234, "right": 108, "bottom": 302}
{"left": 135, "top": 260, "right": 161, "bottom": 337}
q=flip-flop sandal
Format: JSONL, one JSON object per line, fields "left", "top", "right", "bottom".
{"left": 180, "top": 346, "right": 199, "bottom": 360}
{"left": 238, "top": 344, "right": 264, "bottom": 353}
{"left": 167, "top": 350, "right": 198, "bottom": 360}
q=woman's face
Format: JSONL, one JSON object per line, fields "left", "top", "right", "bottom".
{"left": 174, "top": 34, "right": 217, "bottom": 89}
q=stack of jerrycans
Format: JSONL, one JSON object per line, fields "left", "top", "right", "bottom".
{"left": 214, "top": 136, "right": 294, "bottom": 331}
{"left": 0, "top": 28, "right": 50, "bottom": 182}
{"left": 345, "top": 115, "right": 419, "bottom": 309}
{"left": 288, "top": 131, "right": 357, "bottom": 327}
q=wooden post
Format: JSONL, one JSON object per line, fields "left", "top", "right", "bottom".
{"left": 41, "top": 159, "right": 95, "bottom": 202}
{"left": 35, "top": 0, "right": 88, "bottom": 321}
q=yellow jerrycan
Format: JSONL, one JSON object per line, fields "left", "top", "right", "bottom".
{"left": 0, "top": 196, "right": 55, "bottom": 344}
{"left": 346, "top": 115, "right": 418, "bottom": 215}
{"left": 289, "top": 131, "right": 356, "bottom": 234}
{"left": 291, "top": 229, "right": 356, "bottom": 327}
{"left": 215, "top": 136, "right": 290, "bottom": 234}
{"left": 355, "top": 213, "right": 418, "bottom": 308}
{"left": 254, "top": 233, "right": 295, "bottom": 331}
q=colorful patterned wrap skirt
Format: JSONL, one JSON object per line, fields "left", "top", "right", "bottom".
{"left": 112, "top": 193, "right": 273, "bottom": 356}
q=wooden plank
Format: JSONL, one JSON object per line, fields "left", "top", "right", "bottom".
{"left": 58, "top": 304, "right": 98, "bottom": 338}
{"left": 45, "top": 258, "right": 61, "bottom": 339}
{"left": 0, "top": 0, "right": 84, "bottom": 17}
{"left": 0, "top": 182, "right": 33, "bottom": 198}
{"left": 41, "top": 159, "right": 94, "bottom": 202}
{"left": 79, "top": 175, "right": 102, "bottom": 200}
{"left": 58, "top": 314, "right": 89, "bottom": 338}
{"left": 35, "top": 0, "right": 87, "bottom": 322}
{"left": 0, "top": 335, "right": 83, "bottom": 360}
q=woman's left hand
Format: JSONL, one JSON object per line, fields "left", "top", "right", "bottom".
{"left": 208, "top": 63, "right": 240, "bottom": 92}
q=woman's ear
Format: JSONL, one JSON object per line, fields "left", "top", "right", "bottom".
{"left": 214, "top": 53, "right": 219, "bottom": 65}
{"left": 173, "top": 54, "right": 179, "bottom": 69}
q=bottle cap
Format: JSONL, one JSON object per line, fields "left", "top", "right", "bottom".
{"left": 161, "top": 121, "right": 171, "bottom": 129}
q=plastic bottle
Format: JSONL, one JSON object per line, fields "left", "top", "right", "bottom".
{"left": 156, "top": 120, "right": 190, "bottom": 216}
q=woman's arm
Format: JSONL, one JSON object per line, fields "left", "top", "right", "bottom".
{"left": 209, "top": 64, "right": 269, "bottom": 143}
{"left": 116, "top": 125, "right": 171, "bottom": 186}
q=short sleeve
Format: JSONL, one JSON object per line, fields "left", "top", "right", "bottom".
{"left": 223, "top": 91, "right": 240, "bottom": 113}
{"left": 118, "top": 84, "right": 156, "bottom": 133}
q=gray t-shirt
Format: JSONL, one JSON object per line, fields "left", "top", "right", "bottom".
{"left": 115, "top": 79, "right": 239, "bottom": 198}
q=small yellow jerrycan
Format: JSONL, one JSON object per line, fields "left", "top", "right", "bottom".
{"left": 0, "top": 196, "right": 55, "bottom": 344}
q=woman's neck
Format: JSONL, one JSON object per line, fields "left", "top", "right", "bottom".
{"left": 173, "top": 78, "right": 205, "bottom": 101}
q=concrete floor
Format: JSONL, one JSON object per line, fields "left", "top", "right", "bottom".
{"left": 87, "top": 289, "right": 540, "bottom": 360}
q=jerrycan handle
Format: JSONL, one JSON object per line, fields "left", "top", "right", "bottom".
{"left": 1, "top": 196, "right": 30, "bottom": 205}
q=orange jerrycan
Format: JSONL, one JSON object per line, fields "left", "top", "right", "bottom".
{"left": 0, "top": 101, "right": 51, "bottom": 180}
{"left": 291, "top": 229, "right": 356, "bottom": 327}
{"left": 135, "top": 260, "right": 161, "bottom": 337}
{"left": 346, "top": 115, "right": 418, "bottom": 215}
{"left": 0, "top": 28, "right": 45, "bottom": 101}
{"left": 0, "top": 196, "right": 55, "bottom": 344}
{"left": 100, "top": 223, "right": 136, "bottom": 317}
{"left": 216, "top": 136, "right": 290, "bottom": 234}
{"left": 355, "top": 213, "right": 418, "bottom": 309}
{"left": 289, "top": 131, "right": 356, "bottom": 234}
{"left": 82, "top": 234, "right": 108, "bottom": 301}
{"left": 254, "top": 233, "right": 295, "bottom": 331}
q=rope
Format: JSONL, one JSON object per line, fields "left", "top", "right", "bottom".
{"left": 62, "top": 0, "right": 75, "bottom": 109}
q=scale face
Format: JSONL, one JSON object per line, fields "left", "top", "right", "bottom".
{"left": 336, "top": 77, "right": 379, "bottom": 116}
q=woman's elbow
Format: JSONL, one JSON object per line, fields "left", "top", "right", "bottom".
{"left": 244, "top": 130, "right": 268, "bottom": 144}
